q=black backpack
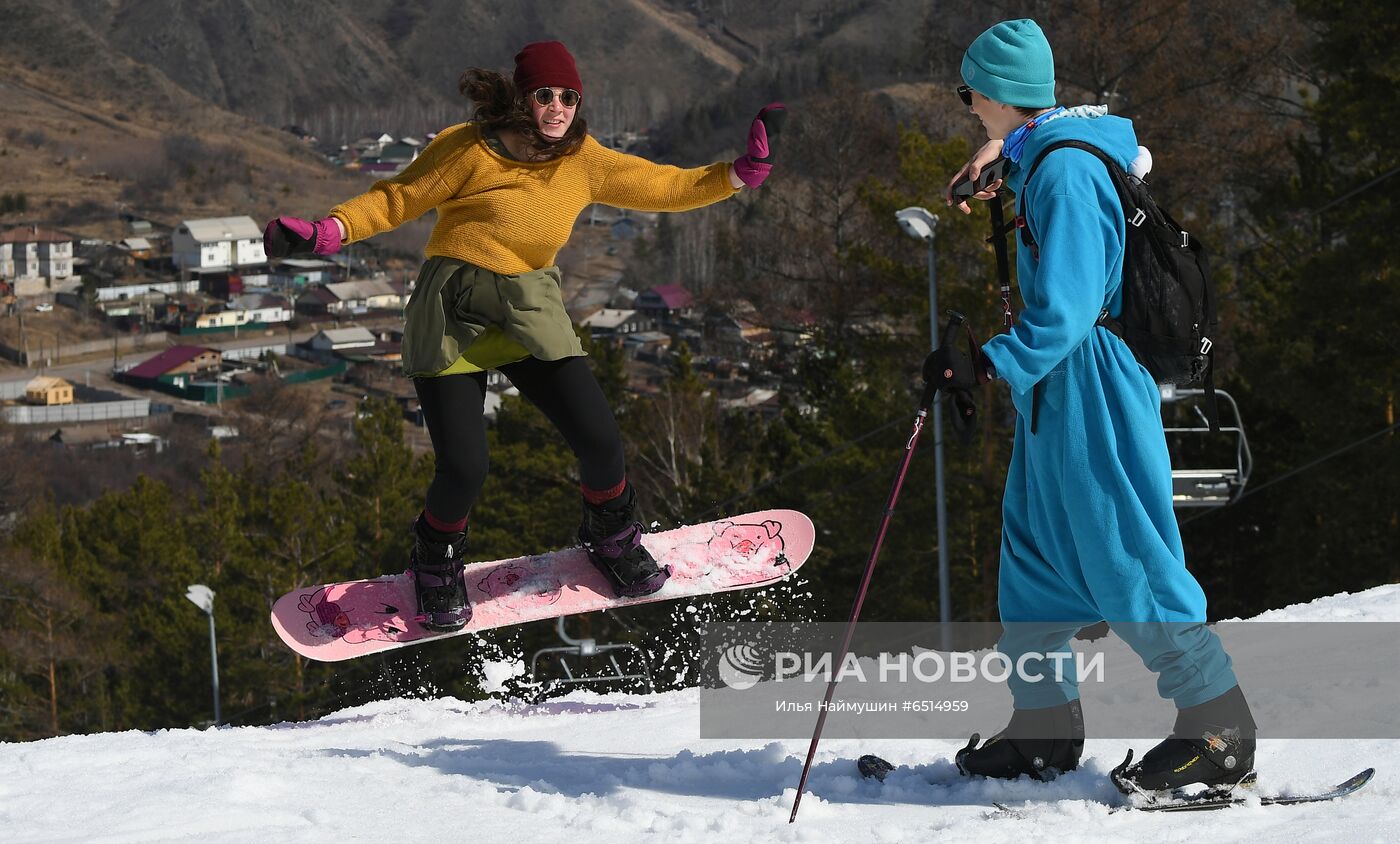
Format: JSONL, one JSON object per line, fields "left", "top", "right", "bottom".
{"left": 1009, "top": 140, "right": 1219, "bottom": 430}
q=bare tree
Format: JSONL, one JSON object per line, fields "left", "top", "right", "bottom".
{"left": 724, "top": 85, "right": 899, "bottom": 333}
{"left": 225, "top": 379, "right": 336, "bottom": 481}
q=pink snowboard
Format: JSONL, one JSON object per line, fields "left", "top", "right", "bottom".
{"left": 271, "top": 509, "right": 814, "bottom": 662}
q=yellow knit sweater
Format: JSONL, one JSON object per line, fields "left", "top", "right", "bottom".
{"left": 329, "top": 122, "right": 740, "bottom": 275}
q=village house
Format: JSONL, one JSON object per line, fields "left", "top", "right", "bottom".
{"left": 23, "top": 375, "right": 74, "bottom": 406}
{"left": 633, "top": 283, "right": 695, "bottom": 327}
{"left": 343, "top": 133, "right": 404, "bottom": 170}
{"left": 273, "top": 257, "right": 340, "bottom": 289}
{"left": 720, "top": 387, "right": 783, "bottom": 418}
{"left": 118, "top": 345, "right": 223, "bottom": 387}
{"left": 0, "top": 226, "right": 76, "bottom": 297}
{"left": 118, "top": 237, "right": 155, "bottom": 260}
{"left": 579, "top": 307, "right": 647, "bottom": 341}
{"left": 356, "top": 139, "right": 421, "bottom": 174}
{"left": 310, "top": 326, "right": 401, "bottom": 366}
{"left": 177, "top": 293, "right": 293, "bottom": 332}
{"left": 171, "top": 216, "right": 266, "bottom": 276}
{"left": 226, "top": 293, "right": 294, "bottom": 324}
{"left": 308, "top": 327, "right": 377, "bottom": 353}
{"left": 706, "top": 310, "right": 776, "bottom": 362}
{"left": 296, "top": 278, "right": 404, "bottom": 316}
{"left": 623, "top": 331, "right": 672, "bottom": 362}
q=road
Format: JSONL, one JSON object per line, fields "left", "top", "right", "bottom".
{"left": 1, "top": 318, "right": 400, "bottom": 392}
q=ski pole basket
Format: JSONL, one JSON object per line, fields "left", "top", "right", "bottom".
{"left": 1161, "top": 385, "right": 1252, "bottom": 508}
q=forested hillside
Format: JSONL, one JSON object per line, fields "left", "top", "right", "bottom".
{"left": 1, "top": 0, "right": 1395, "bottom": 739}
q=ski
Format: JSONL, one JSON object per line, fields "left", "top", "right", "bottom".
{"left": 1123, "top": 767, "right": 1374, "bottom": 813}
{"left": 857, "top": 754, "right": 1375, "bottom": 814}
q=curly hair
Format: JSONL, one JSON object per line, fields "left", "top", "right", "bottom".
{"left": 458, "top": 68, "right": 586, "bottom": 160}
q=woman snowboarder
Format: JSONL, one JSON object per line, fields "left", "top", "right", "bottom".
{"left": 264, "top": 40, "right": 784, "bottom": 632}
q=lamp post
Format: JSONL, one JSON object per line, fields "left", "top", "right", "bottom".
{"left": 184, "top": 584, "right": 221, "bottom": 725}
{"left": 894, "top": 206, "right": 952, "bottom": 652}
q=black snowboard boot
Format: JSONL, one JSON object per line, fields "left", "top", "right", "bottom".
{"left": 956, "top": 699, "right": 1085, "bottom": 782}
{"left": 410, "top": 515, "right": 471, "bottom": 633}
{"left": 578, "top": 483, "right": 669, "bottom": 597}
{"left": 1112, "top": 685, "right": 1257, "bottom": 795}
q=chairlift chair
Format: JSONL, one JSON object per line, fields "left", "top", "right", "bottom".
{"left": 528, "top": 615, "right": 656, "bottom": 696}
{"left": 1160, "top": 385, "right": 1253, "bottom": 508}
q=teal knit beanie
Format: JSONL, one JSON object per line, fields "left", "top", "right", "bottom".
{"left": 961, "top": 19, "right": 1056, "bottom": 108}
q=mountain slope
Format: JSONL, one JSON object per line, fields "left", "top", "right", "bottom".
{"left": 2, "top": 584, "right": 1396, "bottom": 842}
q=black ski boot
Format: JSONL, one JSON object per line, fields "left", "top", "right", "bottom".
{"left": 579, "top": 484, "right": 669, "bottom": 597}
{"left": 1111, "top": 685, "right": 1257, "bottom": 795}
{"left": 956, "top": 699, "right": 1085, "bottom": 782}
{"left": 410, "top": 515, "right": 471, "bottom": 632}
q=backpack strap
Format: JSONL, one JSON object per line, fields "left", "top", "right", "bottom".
{"left": 987, "top": 195, "right": 1017, "bottom": 332}
{"left": 1020, "top": 141, "right": 1126, "bottom": 437}
{"left": 1027, "top": 140, "right": 1221, "bottom": 432}
{"left": 1021, "top": 139, "right": 1139, "bottom": 262}
{"left": 1025, "top": 139, "right": 1126, "bottom": 183}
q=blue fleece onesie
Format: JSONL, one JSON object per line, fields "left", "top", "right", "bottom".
{"left": 978, "top": 112, "right": 1237, "bottom": 710}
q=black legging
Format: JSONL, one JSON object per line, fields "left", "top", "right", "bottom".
{"left": 413, "top": 355, "right": 626, "bottom": 524}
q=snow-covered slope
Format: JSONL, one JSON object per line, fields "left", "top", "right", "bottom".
{"left": 4, "top": 587, "right": 1397, "bottom": 843}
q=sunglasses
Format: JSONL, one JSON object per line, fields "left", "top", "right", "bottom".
{"left": 532, "top": 87, "right": 581, "bottom": 108}
{"left": 957, "top": 85, "right": 974, "bottom": 107}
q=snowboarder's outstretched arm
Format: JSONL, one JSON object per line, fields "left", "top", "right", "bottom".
{"left": 263, "top": 126, "right": 473, "bottom": 259}
{"left": 325, "top": 127, "right": 469, "bottom": 243}
{"left": 592, "top": 103, "right": 786, "bottom": 208}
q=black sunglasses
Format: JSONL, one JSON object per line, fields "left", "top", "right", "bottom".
{"left": 532, "top": 87, "right": 581, "bottom": 108}
{"left": 957, "top": 85, "right": 974, "bottom": 107}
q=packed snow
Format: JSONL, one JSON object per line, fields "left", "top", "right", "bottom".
{"left": 3, "top": 586, "right": 1396, "bottom": 843}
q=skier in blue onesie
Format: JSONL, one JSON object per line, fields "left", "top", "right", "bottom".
{"left": 925, "top": 19, "right": 1258, "bottom": 793}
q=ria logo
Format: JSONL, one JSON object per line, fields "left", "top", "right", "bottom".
{"left": 717, "top": 642, "right": 767, "bottom": 690}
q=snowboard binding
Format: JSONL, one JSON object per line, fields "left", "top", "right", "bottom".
{"left": 409, "top": 515, "right": 472, "bottom": 633}
{"left": 579, "top": 484, "right": 670, "bottom": 598}
{"left": 581, "top": 521, "right": 671, "bottom": 597}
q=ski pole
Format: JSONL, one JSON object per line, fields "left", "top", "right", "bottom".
{"left": 789, "top": 313, "right": 971, "bottom": 823}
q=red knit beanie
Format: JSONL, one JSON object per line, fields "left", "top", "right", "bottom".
{"left": 513, "top": 41, "right": 583, "bottom": 94}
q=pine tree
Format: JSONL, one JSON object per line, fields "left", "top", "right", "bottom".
{"left": 339, "top": 397, "right": 429, "bottom": 572}
{"left": 1183, "top": 0, "right": 1400, "bottom": 613}
{"left": 0, "top": 542, "right": 102, "bottom": 738}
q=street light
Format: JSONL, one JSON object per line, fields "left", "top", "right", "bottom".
{"left": 894, "top": 206, "right": 952, "bottom": 652}
{"left": 184, "top": 584, "right": 221, "bottom": 726}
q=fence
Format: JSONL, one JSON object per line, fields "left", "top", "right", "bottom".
{"left": 0, "top": 380, "right": 151, "bottom": 425}
{"left": 153, "top": 360, "right": 348, "bottom": 404}
{"left": 0, "top": 332, "right": 168, "bottom": 366}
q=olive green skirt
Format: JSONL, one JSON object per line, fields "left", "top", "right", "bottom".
{"left": 402, "top": 256, "right": 585, "bottom": 377}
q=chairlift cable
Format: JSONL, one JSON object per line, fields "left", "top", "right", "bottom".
{"left": 1181, "top": 419, "right": 1399, "bottom": 526}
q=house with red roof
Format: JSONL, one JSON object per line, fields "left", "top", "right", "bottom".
{"left": 633, "top": 283, "right": 695, "bottom": 326}
{"left": 120, "top": 345, "right": 222, "bottom": 385}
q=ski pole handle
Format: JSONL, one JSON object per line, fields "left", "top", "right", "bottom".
{"left": 941, "top": 310, "right": 968, "bottom": 347}
{"left": 919, "top": 311, "right": 969, "bottom": 409}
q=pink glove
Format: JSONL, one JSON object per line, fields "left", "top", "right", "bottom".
{"left": 263, "top": 216, "right": 342, "bottom": 259}
{"left": 732, "top": 102, "right": 786, "bottom": 188}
